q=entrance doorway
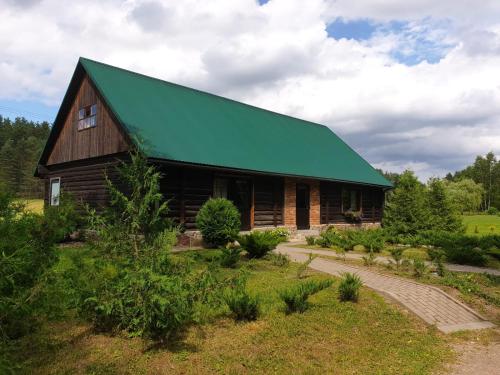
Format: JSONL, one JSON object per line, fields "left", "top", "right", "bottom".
{"left": 296, "top": 183, "right": 310, "bottom": 229}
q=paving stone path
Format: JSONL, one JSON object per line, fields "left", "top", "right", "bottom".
{"left": 277, "top": 244, "right": 496, "bottom": 333}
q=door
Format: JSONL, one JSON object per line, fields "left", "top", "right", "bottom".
{"left": 296, "top": 183, "right": 310, "bottom": 229}
{"left": 226, "top": 178, "right": 252, "bottom": 231}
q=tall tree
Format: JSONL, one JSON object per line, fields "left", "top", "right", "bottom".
{"left": 383, "top": 170, "right": 431, "bottom": 235}
{"left": 444, "top": 178, "right": 483, "bottom": 213}
{"left": 427, "top": 178, "right": 463, "bottom": 232}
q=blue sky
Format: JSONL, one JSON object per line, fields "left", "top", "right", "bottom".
{"left": 0, "top": 0, "right": 499, "bottom": 180}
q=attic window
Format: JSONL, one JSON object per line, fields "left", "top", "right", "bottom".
{"left": 77, "top": 104, "right": 97, "bottom": 131}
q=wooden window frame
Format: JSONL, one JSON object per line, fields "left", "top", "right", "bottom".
{"left": 49, "top": 177, "right": 61, "bottom": 206}
{"left": 77, "top": 104, "right": 97, "bottom": 131}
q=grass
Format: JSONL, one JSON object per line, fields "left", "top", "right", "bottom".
{"left": 11, "top": 246, "right": 453, "bottom": 375}
{"left": 463, "top": 214, "right": 500, "bottom": 235}
{"left": 14, "top": 198, "right": 44, "bottom": 214}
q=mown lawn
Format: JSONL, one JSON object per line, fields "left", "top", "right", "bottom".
{"left": 463, "top": 214, "right": 500, "bottom": 235}
{"left": 11, "top": 247, "right": 453, "bottom": 375}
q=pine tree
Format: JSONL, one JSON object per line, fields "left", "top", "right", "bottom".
{"left": 383, "top": 170, "right": 431, "bottom": 235}
{"left": 427, "top": 178, "right": 463, "bottom": 232}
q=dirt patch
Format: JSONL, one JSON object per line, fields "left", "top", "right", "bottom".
{"left": 446, "top": 341, "right": 500, "bottom": 374}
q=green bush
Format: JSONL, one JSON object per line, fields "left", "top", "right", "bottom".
{"left": 279, "top": 279, "right": 333, "bottom": 313}
{"left": 345, "top": 229, "right": 385, "bottom": 252}
{"left": 487, "top": 207, "right": 499, "bottom": 215}
{"left": 316, "top": 227, "right": 348, "bottom": 248}
{"left": 81, "top": 151, "right": 224, "bottom": 340}
{"left": 219, "top": 247, "right": 242, "bottom": 268}
{"left": 196, "top": 198, "right": 241, "bottom": 247}
{"left": 43, "top": 193, "right": 82, "bottom": 243}
{"left": 268, "top": 227, "right": 290, "bottom": 243}
{"left": 338, "top": 272, "right": 363, "bottom": 302}
{"left": 412, "top": 259, "right": 428, "bottom": 278}
{"left": 239, "top": 230, "right": 280, "bottom": 258}
{"left": 305, "top": 235, "right": 316, "bottom": 246}
{"left": 0, "top": 192, "right": 58, "bottom": 340}
{"left": 296, "top": 253, "right": 316, "bottom": 279}
{"left": 223, "top": 282, "right": 259, "bottom": 321}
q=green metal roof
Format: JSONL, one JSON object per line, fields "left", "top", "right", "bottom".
{"left": 79, "top": 57, "right": 391, "bottom": 188}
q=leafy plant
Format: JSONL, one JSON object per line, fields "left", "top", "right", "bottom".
{"left": 279, "top": 279, "right": 333, "bottom": 313}
{"left": 389, "top": 247, "right": 404, "bottom": 270}
{"left": 267, "top": 252, "right": 290, "bottom": 267}
{"left": 219, "top": 247, "right": 242, "bottom": 268}
{"left": 305, "top": 235, "right": 316, "bottom": 246}
{"left": 296, "top": 253, "right": 316, "bottom": 279}
{"left": 338, "top": 272, "right": 363, "bottom": 302}
{"left": 268, "top": 227, "right": 290, "bottom": 243}
{"left": 412, "top": 259, "right": 428, "bottom": 278}
{"left": 362, "top": 250, "right": 376, "bottom": 266}
{"left": 196, "top": 198, "right": 241, "bottom": 247}
{"left": 239, "top": 230, "right": 280, "bottom": 259}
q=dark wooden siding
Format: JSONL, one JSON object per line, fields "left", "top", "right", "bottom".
{"left": 43, "top": 156, "right": 124, "bottom": 210}
{"left": 254, "top": 176, "right": 284, "bottom": 226}
{"left": 320, "top": 181, "right": 384, "bottom": 224}
{"left": 47, "top": 74, "right": 129, "bottom": 165}
{"left": 159, "top": 165, "right": 213, "bottom": 230}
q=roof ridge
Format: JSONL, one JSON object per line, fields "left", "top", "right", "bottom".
{"left": 79, "top": 57, "right": 330, "bottom": 131}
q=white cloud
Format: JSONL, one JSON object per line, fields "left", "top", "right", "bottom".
{"left": 0, "top": 0, "right": 499, "bottom": 181}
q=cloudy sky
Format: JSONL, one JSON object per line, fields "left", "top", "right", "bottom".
{"left": 1, "top": 0, "right": 500, "bottom": 180}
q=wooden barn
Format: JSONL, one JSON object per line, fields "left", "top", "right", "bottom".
{"left": 36, "top": 58, "right": 392, "bottom": 233}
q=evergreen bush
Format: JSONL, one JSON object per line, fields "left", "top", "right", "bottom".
{"left": 239, "top": 230, "right": 280, "bottom": 258}
{"left": 279, "top": 279, "right": 333, "bottom": 313}
{"left": 338, "top": 273, "right": 362, "bottom": 302}
{"left": 196, "top": 198, "right": 241, "bottom": 247}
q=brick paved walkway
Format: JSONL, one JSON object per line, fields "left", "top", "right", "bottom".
{"left": 277, "top": 244, "right": 496, "bottom": 333}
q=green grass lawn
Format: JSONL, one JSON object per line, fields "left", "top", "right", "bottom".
{"left": 14, "top": 198, "right": 44, "bottom": 214}
{"left": 12, "top": 246, "right": 454, "bottom": 375}
{"left": 463, "top": 214, "right": 500, "bottom": 235}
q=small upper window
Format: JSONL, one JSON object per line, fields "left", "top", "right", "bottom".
{"left": 342, "top": 188, "right": 360, "bottom": 212}
{"left": 78, "top": 104, "right": 97, "bottom": 131}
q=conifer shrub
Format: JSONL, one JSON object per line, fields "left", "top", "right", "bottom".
{"left": 223, "top": 276, "right": 259, "bottom": 321}
{"left": 196, "top": 198, "right": 241, "bottom": 247}
{"left": 219, "top": 247, "right": 242, "bottom": 268}
{"left": 338, "top": 273, "right": 363, "bottom": 302}
{"left": 279, "top": 279, "right": 333, "bottom": 313}
{"left": 239, "top": 230, "right": 280, "bottom": 258}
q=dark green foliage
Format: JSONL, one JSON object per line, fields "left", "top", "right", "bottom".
{"left": 223, "top": 276, "right": 259, "bottom": 321}
{"left": 42, "top": 193, "right": 82, "bottom": 243}
{"left": 219, "top": 247, "right": 242, "bottom": 268}
{"left": 0, "top": 190, "right": 58, "bottom": 340}
{"left": 487, "top": 207, "right": 499, "bottom": 215}
{"left": 82, "top": 150, "right": 222, "bottom": 341}
{"left": 317, "top": 227, "right": 385, "bottom": 252}
{"left": 338, "top": 273, "right": 363, "bottom": 302}
{"left": 0, "top": 116, "right": 50, "bottom": 197}
{"left": 279, "top": 279, "right": 333, "bottom": 313}
{"left": 196, "top": 198, "right": 241, "bottom": 247}
{"left": 305, "top": 235, "right": 316, "bottom": 246}
{"left": 427, "top": 178, "right": 463, "bottom": 232}
{"left": 239, "top": 230, "right": 280, "bottom": 258}
{"left": 383, "top": 171, "right": 432, "bottom": 236}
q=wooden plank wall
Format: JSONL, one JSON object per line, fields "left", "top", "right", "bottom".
{"left": 47, "top": 74, "right": 129, "bottom": 165}
{"left": 43, "top": 157, "right": 124, "bottom": 211}
{"left": 254, "top": 176, "right": 284, "bottom": 226}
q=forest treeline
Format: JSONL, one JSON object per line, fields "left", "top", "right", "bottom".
{"left": 0, "top": 114, "right": 498, "bottom": 211}
{"left": 0, "top": 116, "right": 50, "bottom": 197}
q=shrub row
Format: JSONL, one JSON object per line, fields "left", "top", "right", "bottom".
{"left": 316, "top": 227, "right": 385, "bottom": 252}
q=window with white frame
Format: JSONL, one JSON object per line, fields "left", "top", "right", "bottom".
{"left": 50, "top": 177, "right": 61, "bottom": 206}
{"left": 77, "top": 104, "right": 97, "bottom": 131}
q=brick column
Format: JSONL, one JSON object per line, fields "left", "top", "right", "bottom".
{"left": 310, "top": 180, "right": 320, "bottom": 226}
{"left": 284, "top": 178, "right": 296, "bottom": 228}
